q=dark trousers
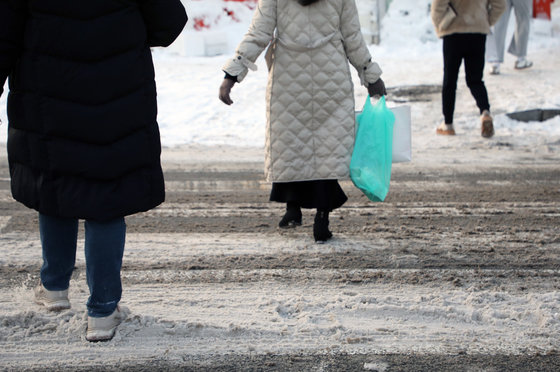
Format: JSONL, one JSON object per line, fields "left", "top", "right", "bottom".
{"left": 442, "top": 33, "right": 490, "bottom": 124}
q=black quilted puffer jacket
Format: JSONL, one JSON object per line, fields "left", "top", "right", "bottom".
{"left": 0, "top": 0, "right": 187, "bottom": 220}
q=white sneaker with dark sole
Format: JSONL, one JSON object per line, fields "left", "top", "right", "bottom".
{"left": 86, "top": 306, "right": 128, "bottom": 342}
{"left": 34, "top": 284, "right": 71, "bottom": 311}
{"left": 490, "top": 62, "right": 501, "bottom": 75}
{"left": 514, "top": 58, "right": 533, "bottom": 70}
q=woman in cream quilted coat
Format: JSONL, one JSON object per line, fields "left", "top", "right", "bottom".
{"left": 219, "top": 0, "right": 386, "bottom": 242}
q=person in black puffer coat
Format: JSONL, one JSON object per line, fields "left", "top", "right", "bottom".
{"left": 0, "top": 0, "right": 187, "bottom": 341}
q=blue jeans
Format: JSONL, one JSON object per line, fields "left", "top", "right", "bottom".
{"left": 39, "top": 213, "right": 126, "bottom": 317}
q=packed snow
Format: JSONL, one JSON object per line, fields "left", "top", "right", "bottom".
{"left": 1, "top": 230, "right": 560, "bottom": 363}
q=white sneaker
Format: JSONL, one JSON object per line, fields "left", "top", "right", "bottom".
{"left": 490, "top": 62, "right": 501, "bottom": 75}
{"left": 86, "top": 306, "right": 128, "bottom": 342}
{"left": 34, "top": 284, "right": 71, "bottom": 311}
{"left": 514, "top": 58, "right": 533, "bottom": 70}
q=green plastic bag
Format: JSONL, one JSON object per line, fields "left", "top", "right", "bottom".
{"left": 350, "top": 95, "right": 395, "bottom": 202}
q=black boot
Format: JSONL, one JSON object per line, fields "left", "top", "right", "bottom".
{"left": 313, "top": 209, "right": 333, "bottom": 243}
{"left": 279, "top": 202, "right": 302, "bottom": 228}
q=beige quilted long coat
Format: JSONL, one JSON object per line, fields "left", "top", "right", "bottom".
{"left": 223, "top": 0, "right": 382, "bottom": 182}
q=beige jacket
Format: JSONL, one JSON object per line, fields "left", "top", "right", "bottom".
{"left": 223, "top": 0, "right": 382, "bottom": 182}
{"left": 431, "top": 0, "right": 506, "bottom": 38}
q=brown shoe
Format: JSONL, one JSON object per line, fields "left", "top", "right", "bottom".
{"left": 436, "top": 122, "right": 455, "bottom": 136}
{"left": 480, "top": 110, "right": 494, "bottom": 138}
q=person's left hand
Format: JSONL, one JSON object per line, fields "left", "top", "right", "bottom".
{"left": 367, "top": 78, "right": 387, "bottom": 98}
{"left": 219, "top": 79, "right": 235, "bottom": 105}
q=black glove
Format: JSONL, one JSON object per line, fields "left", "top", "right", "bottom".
{"left": 219, "top": 78, "right": 236, "bottom": 105}
{"left": 367, "top": 78, "right": 387, "bottom": 97}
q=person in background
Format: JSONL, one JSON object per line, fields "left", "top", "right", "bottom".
{"left": 219, "top": 0, "right": 386, "bottom": 243}
{"left": 0, "top": 0, "right": 187, "bottom": 341}
{"left": 487, "top": 0, "right": 534, "bottom": 75}
{"left": 431, "top": 0, "right": 506, "bottom": 138}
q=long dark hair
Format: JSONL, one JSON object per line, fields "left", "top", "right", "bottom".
{"left": 297, "top": 0, "right": 320, "bottom": 5}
